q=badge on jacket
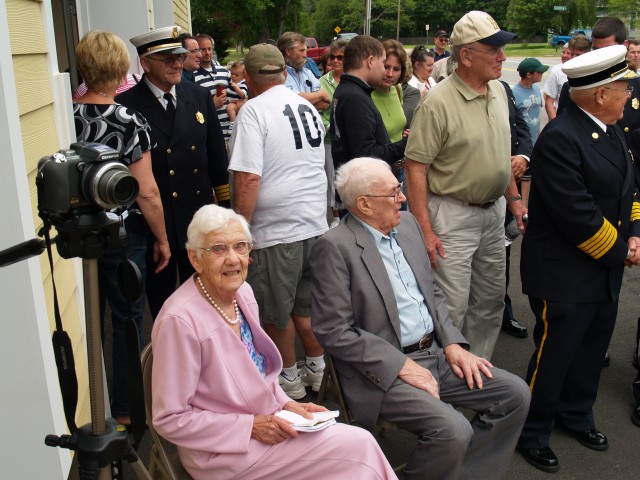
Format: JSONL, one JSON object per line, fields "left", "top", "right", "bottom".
{"left": 195, "top": 111, "right": 205, "bottom": 124}
{"left": 632, "top": 98, "right": 639, "bottom": 110}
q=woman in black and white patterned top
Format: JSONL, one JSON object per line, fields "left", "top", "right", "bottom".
{"left": 73, "top": 30, "right": 170, "bottom": 427}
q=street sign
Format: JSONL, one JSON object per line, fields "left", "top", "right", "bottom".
{"left": 335, "top": 26, "right": 341, "bottom": 34}
{"left": 425, "top": 24, "right": 430, "bottom": 31}
{"left": 553, "top": 5, "right": 567, "bottom": 11}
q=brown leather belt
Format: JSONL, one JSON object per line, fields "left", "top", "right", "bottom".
{"left": 467, "top": 200, "right": 496, "bottom": 209}
{"left": 402, "top": 332, "right": 435, "bottom": 354}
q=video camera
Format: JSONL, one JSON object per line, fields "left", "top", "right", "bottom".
{"left": 36, "top": 142, "right": 139, "bottom": 259}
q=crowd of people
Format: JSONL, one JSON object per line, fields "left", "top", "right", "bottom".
{"left": 70, "top": 10, "right": 640, "bottom": 480}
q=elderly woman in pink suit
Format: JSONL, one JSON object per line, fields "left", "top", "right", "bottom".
{"left": 151, "top": 204, "right": 397, "bottom": 480}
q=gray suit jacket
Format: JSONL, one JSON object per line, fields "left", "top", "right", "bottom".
{"left": 310, "top": 211, "right": 467, "bottom": 428}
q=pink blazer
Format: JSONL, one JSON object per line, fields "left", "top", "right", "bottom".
{"left": 151, "top": 277, "right": 291, "bottom": 476}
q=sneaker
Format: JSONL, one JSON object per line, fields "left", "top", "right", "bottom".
{"left": 330, "top": 218, "right": 340, "bottom": 228}
{"left": 301, "top": 363, "right": 324, "bottom": 392}
{"left": 279, "top": 372, "right": 306, "bottom": 399}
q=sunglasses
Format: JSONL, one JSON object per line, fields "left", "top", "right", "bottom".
{"left": 329, "top": 54, "right": 344, "bottom": 61}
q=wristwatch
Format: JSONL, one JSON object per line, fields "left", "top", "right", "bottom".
{"left": 508, "top": 194, "right": 522, "bottom": 204}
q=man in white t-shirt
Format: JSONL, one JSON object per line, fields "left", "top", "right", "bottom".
{"left": 229, "top": 43, "right": 328, "bottom": 399}
{"left": 543, "top": 35, "right": 590, "bottom": 120}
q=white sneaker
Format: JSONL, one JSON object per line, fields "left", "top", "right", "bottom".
{"left": 279, "top": 372, "right": 306, "bottom": 399}
{"left": 330, "top": 218, "right": 340, "bottom": 228}
{"left": 300, "top": 363, "right": 324, "bottom": 392}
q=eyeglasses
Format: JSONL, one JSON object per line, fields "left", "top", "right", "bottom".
{"left": 466, "top": 45, "right": 506, "bottom": 58}
{"left": 146, "top": 54, "right": 187, "bottom": 66}
{"left": 188, "top": 48, "right": 202, "bottom": 54}
{"left": 329, "top": 54, "right": 344, "bottom": 61}
{"left": 362, "top": 182, "right": 404, "bottom": 202}
{"left": 602, "top": 85, "right": 633, "bottom": 96}
{"left": 199, "top": 241, "right": 253, "bottom": 258}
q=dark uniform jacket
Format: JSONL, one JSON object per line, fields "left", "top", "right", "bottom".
{"left": 521, "top": 103, "right": 640, "bottom": 303}
{"left": 330, "top": 74, "right": 406, "bottom": 169}
{"left": 116, "top": 77, "right": 229, "bottom": 251}
{"left": 501, "top": 81, "right": 533, "bottom": 176}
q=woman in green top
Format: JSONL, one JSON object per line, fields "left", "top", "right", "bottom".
{"left": 320, "top": 39, "right": 348, "bottom": 226}
{"left": 372, "top": 39, "right": 410, "bottom": 208}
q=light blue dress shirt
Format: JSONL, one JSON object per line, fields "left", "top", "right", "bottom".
{"left": 285, "top": 65, "right": 321, "bottom": 93}
{"left": 356, "top": 217, "right": 434, "bottom": 347}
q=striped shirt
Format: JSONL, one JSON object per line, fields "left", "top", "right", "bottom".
{"left": 194, "top": 66, "right": 232, "bottom": 138}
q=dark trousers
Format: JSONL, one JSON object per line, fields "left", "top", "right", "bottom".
{"left": 634, "top": 316, "right": 640, "bottom": 404}
{"left": 145, "top": 241, "right": 194, "bottom": 319}
{"left": 519, "top": 297, "right": 618, "bottom": 448}
{"left": 98, "top": 229, "right": 146, "bottom": 416}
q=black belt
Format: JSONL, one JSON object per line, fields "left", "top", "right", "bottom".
{"left": 392, "top": 159, "right": 405, "bottom": 171}
{"left": 467, "top": 200, "right": 495, "bottom": 209}
{"left": 402, "top": 332, "right": 435, "bottom": 354}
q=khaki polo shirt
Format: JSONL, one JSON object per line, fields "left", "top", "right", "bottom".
{"left": 405, "top": 71, "right": 511, "bottom": 203}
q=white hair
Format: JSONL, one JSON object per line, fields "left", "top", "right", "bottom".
{"left": 186, "top": 205, "right": 252, "bottom": 258}
{"left": 335, "top": 157, "right": 391, "bottom": 208}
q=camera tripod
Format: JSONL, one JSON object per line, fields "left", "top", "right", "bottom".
{"left": 0, "top": 239, "right": 152, "bottom": 480}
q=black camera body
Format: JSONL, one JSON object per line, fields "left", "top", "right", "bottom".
{"left": 36, "top": 142, "right": 139, "bottom": 259}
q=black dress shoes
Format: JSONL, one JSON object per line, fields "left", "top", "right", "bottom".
{"left": 632, "top": 406, "right": 640, "bottom": 427}
{"left": 502, "top": 318, "right": 528, "bottom": 338}
{"left": 518, "top": 446, "right": 560, "bottom": 473}
{"left": 572, "top": 429, "right": 609, "bottom": 451}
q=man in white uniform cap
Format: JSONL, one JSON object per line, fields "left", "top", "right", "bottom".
{"left": 517, "top": 44, "right": 640, "bottom": 473}
{"left": 117, "top": 26, "right": 229, "bottom": 318}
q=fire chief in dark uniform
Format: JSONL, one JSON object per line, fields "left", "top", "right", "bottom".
{"left": 117, "top": 26, "right": 229, "bottom": 318}
{"left": 517, "top": 45, "right": 640, "bottom": 473}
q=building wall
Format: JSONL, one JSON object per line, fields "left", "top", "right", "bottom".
{"left": 0, "top": 0, "right": 191, "bottom": 477}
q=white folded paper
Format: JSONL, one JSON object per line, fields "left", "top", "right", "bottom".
{"left": 275, "top": 410, "right": 339, "bottom": 432}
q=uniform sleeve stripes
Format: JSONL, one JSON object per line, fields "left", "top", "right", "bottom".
{"left": 631, "top": 201, "right": 640, "bottom": 222}
{"left": 214, "top": 184, "right": 231, "bottom": 202}
{"left": 577, "top": 219, "right": 617, "bottom": 259}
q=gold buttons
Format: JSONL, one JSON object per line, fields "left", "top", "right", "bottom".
{"left": 169, "top": 169, "right": 175, "bottom": 176}
{"left": 196, "top": 190, "right": 201, "bottom": 195}
{"left": 193, "top": 168, "right": 199, "bottom": 174}
{"left": 592, "top": 132, "right": 599, "bottom": 139}
{"left": 172, "top": 192, "right": 178, "bottom": 198}
{"left": 191, "top": 146, "right": 196, "bottom": 151}
{"left": 167, "top": 148, "right": 172, "bottom": 154}
{"left": 625, "top": 127, "right": 630, "bottom": 133}
{"left": 618, "top": 220, "right": 622, "bottom": 227}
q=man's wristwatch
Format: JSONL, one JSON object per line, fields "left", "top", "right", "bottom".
{"left": 508, "top": 194, "right": 522, "bottom": 204}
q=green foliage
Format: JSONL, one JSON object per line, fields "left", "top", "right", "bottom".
{"left": 506, "top": 0, "right": 597, "bottom": 40}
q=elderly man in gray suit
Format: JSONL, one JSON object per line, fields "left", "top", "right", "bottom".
{"left": 310, "top": 157, "right": 531, "bottom": 480}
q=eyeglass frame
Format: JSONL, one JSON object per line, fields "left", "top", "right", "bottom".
{"left": 361, "top": 182, "right": 404, "bottom": 202}
{"left": 329, "top": 54, "right": 344, "bottom": 61}
{"left": 187, "top": 48, "right": 202, "bottom": 54}
{"left": 198, "top": 241, "right": 253, "bottom": 258}
{"left": 602, "top": 85, "right": 633, "bottom": 96}
{"left": 465, "top": 45, "right": 506, "bottom": 58}
{"left": 145, "top": 54, "right": 187, "bottom": 67}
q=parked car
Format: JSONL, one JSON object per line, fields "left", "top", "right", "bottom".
{"left": 334, "top": 32, "right": 358, "bottom": 41}
{"left": 551, "top": 29, "right": 592, "bottom": 47}
{"left": 305, "top": 37, "right": 329, "bottom": 64}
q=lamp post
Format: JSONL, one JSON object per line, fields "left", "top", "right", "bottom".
{"left": 396, "top": 0, "right": 400, "bottom": 40}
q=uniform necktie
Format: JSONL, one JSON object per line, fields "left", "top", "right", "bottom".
{"left": 164, "top": 93, "right": 175, "bottom": 122}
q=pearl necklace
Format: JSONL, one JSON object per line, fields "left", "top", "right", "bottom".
{"left": 196, "top": 275, "right": 240, "bottom": 325}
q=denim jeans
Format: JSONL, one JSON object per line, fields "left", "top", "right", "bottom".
{"left": 99, "top": 228, "right": 146, "bottom": 417}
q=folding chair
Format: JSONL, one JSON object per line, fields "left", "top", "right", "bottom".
{"left": 141, "top": 344, "right": 194, "bottom": 480}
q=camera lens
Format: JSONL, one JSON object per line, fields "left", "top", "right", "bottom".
{"left": 83, "top": 162, "right": 139, "bottom": 209}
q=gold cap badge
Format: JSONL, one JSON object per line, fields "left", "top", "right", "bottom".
{"left": 195, "top": 111, "right": 204, "bottom": 124}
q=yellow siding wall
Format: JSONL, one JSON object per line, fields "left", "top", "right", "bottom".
{"left": 6, "top": 0, "right": 90, "bottom": 426}
{"left": 173, "top": 0, "right": 190, "bottom": 31}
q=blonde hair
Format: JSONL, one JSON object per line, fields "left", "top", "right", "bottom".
{"left": 75, "top": 30, "right": 130, "bottom": 91}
